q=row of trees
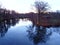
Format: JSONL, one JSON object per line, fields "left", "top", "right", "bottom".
{"left": 0, "top": 7, "right": 19, "bottom": 22}
{"left": 0, "top": 0, "right": 60, "bottom": 14}
{"left": 0, "top": 0, "right": 60, "bottom": 22}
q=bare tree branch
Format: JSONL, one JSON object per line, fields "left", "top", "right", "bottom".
{"left": 34, "top": 1, "right": 50, "bottom": 13}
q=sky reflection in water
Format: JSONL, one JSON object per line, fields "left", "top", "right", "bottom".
{"left": 0, "top": 19, "right": 60, "bottom": 45}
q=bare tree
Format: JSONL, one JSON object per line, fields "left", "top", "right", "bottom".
{"left": 33, "top": 1, "right": 50, "bottom": 26}
{"left": 34, "top": 1, "right": 49, "bottom": 14}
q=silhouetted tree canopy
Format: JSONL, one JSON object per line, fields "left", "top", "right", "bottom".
{"left": 34, "top": 1, "right": 49, "bottom": 14}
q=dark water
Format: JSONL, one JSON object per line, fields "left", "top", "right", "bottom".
{"left": 0, "top": 19, "right": 60, "bottom": 45}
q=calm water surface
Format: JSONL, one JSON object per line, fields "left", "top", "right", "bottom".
{"left": 0, "top": 19, "right": 60, "bottom": 45}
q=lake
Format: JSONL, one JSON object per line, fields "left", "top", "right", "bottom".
{"left": 0, "top": 19, "right": 60, "bottom": 45}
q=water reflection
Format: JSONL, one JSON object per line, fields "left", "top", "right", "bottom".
{"left": 27, "top": 26, "right": 52, "bottom": 45}
{"left": 0, "top": 22, "right": 8, "bottom": 37}
{"left": 0, "top": 19, "right": 19, "bottom": 37}
{"left": 0, "top": 19, "right": 60, "bottom": 45}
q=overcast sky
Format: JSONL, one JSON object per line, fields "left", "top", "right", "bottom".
{"left": 0, "top": 0, "right": 60, "bottom": 13}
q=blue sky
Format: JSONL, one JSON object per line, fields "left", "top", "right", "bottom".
{"left": 0, "top": 0, "right": 60, "bottom": 13}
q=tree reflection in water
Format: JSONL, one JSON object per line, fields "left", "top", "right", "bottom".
{"left": 27, "top": 26, "right": 52, "bottom": 45}
{"left": 0, "top": 19, "right": 19, "bottom": 37}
